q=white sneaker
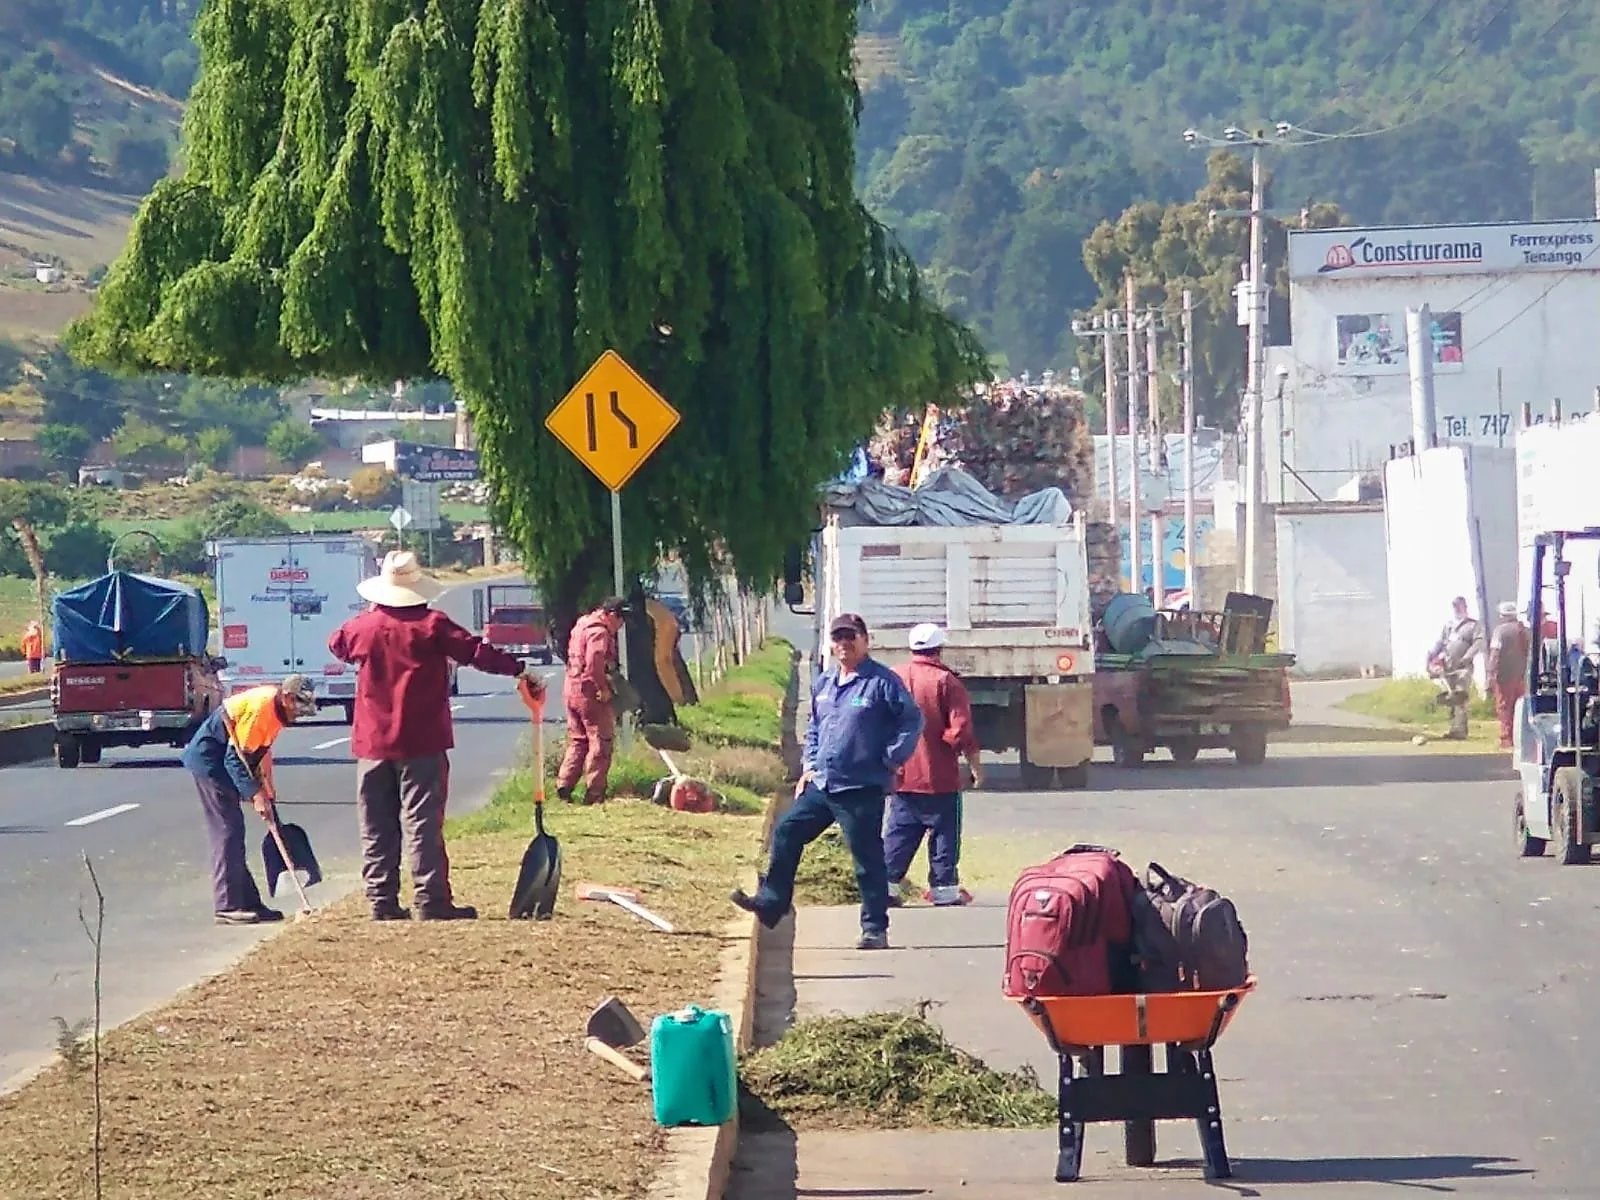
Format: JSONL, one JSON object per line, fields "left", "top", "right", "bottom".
{"left": 926, "top": 885, "right": 972, "bottom": 907}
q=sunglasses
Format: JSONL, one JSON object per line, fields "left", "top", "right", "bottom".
{"left": 830, "top": 629, "right": 861, "bottom": 643}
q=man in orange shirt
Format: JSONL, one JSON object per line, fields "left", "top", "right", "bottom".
{"left": 557, "top": 598, "right": 626, "bottom": 805}
{"left": 180, "top": 676, "right": 319, "bottom": 924}
{"left": 20, "top": 619, "right": 43, "bottom": 674}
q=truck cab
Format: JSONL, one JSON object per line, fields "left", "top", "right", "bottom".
{"left": 484, "top": 584, "right": 551, "bottom": 663}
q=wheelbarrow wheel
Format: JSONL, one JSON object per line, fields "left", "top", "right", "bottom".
{"left": 1122, "top": 1044, "right": 1156, "bottom": 1167}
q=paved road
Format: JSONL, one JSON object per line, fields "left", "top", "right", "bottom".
{"left": 0, "top": 576, "right": 558, "bottom": 1090}
{"left": 728, "top": 742, "right": 1590, "bottom": 1197}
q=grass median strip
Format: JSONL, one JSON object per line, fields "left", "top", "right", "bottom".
{"left": 0, "top": 640, "right": 795, "bottom": 1200}
{"left": 1339, "top": 677, "right": 1499, "bottom": 746}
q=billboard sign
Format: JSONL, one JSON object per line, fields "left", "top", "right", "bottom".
{"left": 394, "top": 442, "right": 480, "bottom": 481}
{"left": 1335, "top": 310, "right": 1463, "bottom": 374}
{"left": 1289, "top": 220, "right": 1600, "bottom": 280}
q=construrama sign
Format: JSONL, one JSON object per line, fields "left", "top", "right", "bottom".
{"left": 1288, "top": 220, "right": 1600, "bottom": 280}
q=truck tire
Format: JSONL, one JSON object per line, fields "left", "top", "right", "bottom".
{"left": 342, "top": 701, "right": 356, "bottom": 726}
{"left": 1514, "top": 791, "right": 1547, "bottom": 858}
{"left": 80, "top": 742, "right": 102, "bottom": 765}
{"left": 1232, "top": 727, "right": 1268, "bottom": 766}
{"left": 57, "top": 736, "right": 81, "bottom": 769}
{"left": 1056, "top": 762, "right": 1090, "bottom": 790}
{"left": 1105, "top": 715, "right": 1145, "bottom": 768}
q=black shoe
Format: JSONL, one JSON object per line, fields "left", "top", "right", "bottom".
{"left": 418, "top": 904, "right": 478, "bottom": 921}
{"left": 372, "top": 903, "right": 411, "bottom": 921}
{"left": 252, "top": 907, "right": 284, "bottom": 923}
{"left": 556, "top": 786, "right": 574, "bottom": 803}
{"left": 730, "top": 888, "right": 785, "bottom": 929}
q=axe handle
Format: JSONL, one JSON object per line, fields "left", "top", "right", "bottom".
{"left": 585, "top": 1037, "right": 649, "bottom": 1080}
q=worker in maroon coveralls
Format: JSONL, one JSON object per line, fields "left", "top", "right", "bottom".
{"left": 883, "top": 622, "right": 984, "bottom": 908}
{"left": 1487, "top": 600, "right": 1531, "bottom": 750}
{"left": 557, "top": 597, "right": 626, "bottom": 805}
{"left": 329, "top": 551, "right": 542, "bottom": 922}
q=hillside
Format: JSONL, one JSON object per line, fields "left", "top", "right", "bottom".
{"left": 856, "top": 0, "right": 1600, "bottom": 372}
{"left": 0, "top": 1, "right": 191, "bottom": 339}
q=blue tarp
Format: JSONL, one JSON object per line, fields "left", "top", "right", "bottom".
{"left": 52, "top": 572, "right": 210, "bottom": 663}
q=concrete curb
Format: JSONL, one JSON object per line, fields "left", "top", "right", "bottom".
{"left": 647, "top": 646, "right": 799, "bottom": 1200}
{"left": 0, "top": 719, "right": 53, "bottom": 766}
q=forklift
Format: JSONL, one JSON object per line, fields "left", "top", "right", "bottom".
{"left": 1514, "top": 528, "right": 1600, "bottom": 864}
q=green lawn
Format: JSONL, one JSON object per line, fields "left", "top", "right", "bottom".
{"left": 100, "top": 503, "right": 488, "bottom": 539}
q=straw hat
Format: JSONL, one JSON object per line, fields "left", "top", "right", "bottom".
{"left": 357, "top": 550, "right": 442, "bottom": 608}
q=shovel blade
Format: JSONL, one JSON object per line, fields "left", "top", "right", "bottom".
{"left": 261, "top": 822, "right": 322, "bottom": 897}
{"left": 509, "top": 830, "right": 562, "bottom": 920}
{"left": 586, "top": 996, "right": 646, "bottom": 1048}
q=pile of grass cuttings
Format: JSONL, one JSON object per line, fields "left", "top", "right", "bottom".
{"left": 792, "top": 826, "right": 860, "bottom": 904}
{"left": 740, "top": 1012, "right": 1055, "bottom": 1130}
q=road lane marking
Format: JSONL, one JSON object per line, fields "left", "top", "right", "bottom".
{"left": 65, "top": 803, "right": 140, "bottom": 827}
{"left": 312, "top": 737, "right": 350, "bottom": 750}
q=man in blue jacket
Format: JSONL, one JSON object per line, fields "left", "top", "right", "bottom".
{"left": 732, "top": 612, "right": 923, "bottom": 949}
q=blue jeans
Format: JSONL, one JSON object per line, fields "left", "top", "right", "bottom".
{"left": 752, "top": 783, "right": 889, "bottom": 935}
{"left": 884, "top": 791, "right": 961, "bottom": 888}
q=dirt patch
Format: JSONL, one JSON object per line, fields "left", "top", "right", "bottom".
{"left": 0, "top": 801, "right": 766, "bottom": 1199}
{"left": 0, "top": 286, "right": 93, "bottom": 339}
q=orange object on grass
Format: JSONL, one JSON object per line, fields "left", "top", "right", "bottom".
{"left": 1019, "top": 978, "right": 1256, "bottom": 1050}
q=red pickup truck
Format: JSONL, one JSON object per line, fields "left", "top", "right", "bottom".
{"left": 484, "top": 584, "right": 551, "bottom": 664}
{"left": 50, "top": 571, "right": 222, "bottom": 768}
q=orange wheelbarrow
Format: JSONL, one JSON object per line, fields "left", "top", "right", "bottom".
{"left": 1016, "top": 978, "right": 1256, "bottom": 1184}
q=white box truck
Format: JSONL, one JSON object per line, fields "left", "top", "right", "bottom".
{"left": 211, "top": 534, "right": 380, "bottom": 722}
{"left": 812, "top": 512, "right": 1096, "bottom": 789}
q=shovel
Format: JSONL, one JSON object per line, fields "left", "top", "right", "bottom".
{"left": 585, "top": 996, "right": 648, "bottom": 1081}
{"left": 261, "top": 814, "right": 319, "bottom": 916}
{"left": 509, "top": 677, "right": 563, "bottom": 920}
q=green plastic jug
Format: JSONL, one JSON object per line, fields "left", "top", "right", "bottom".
{"left": 650, "top": 1005, "right": 737, "bottom": 1127}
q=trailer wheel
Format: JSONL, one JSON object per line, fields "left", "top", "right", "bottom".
{"left": 57, "top": 736, "right": 81, "bottom": 769}
{"left": 342, "top": 702, "right": 356, "bottom": 726}
{"left": 1020, "top": 761, "right": 1057, "bottom": 791}
{"left": 80, "top": 742, "right": 102, "bottom": 765}
{"left": 1056, "top": 763, "right": 1090, "bottom": 790}
{"left": 1514, "top": 792, "right": 1546, "bottom": 858}
{"left": 1104, "top": 713, "right": 1146, "bottom": 768}
{"left": 1168, "top": 738, "right": 1200, "bottom": 764}
{"left": 1232, "top": 727, "right": 1268, "bottom": 766}
{"left": 1553, "top": 768, "right": 1591, "bottom": 865}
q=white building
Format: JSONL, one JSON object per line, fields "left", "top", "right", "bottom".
{"left": 1265, "top": 218, "right": 1600, "bottom": 503}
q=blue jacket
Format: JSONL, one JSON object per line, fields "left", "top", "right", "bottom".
{"left": 804, "top": 656, "right": 924, "bottom": 793}
{"left": 180, "top": 705, "right": 261, "bottom": 800}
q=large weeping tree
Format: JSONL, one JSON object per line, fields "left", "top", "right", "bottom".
{"left": 67, "top": 0, "right": 985, "bottom": 641}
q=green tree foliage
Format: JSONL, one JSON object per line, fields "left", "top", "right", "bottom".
{"left": 855, "top": 2, "right": 1600, "bottom": 373}
{"left": 1080, "top": 152, "right": 1349, "bottom": 429}
{"left": 67, "top": 0, "right": 985, "bottom": 617}
{"left": 162, "top": 496, "right": 290, "bottom": 574}
{"left": 35, "top": 424, "right": 94, "bottom": 475}
{"left": 264, "top": 419, "right": 321, "bottom": 469}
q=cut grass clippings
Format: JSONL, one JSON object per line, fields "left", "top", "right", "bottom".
{"left": 740, "top": 1012, "right": 1055, "bottom": 1131}
{"left": 0, "top": 639, "right": 798, "bottom": 1200}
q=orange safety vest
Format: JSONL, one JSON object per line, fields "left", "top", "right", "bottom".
{"left": 19, "top": 628, "right": 43, "bottom": 659}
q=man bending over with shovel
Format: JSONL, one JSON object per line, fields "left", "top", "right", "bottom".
{"left": 181, "top": 676, "right": 320, "bottom": 925}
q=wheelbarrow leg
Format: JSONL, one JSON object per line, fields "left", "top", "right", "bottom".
{"left": 1194, "top": 1048, "right": 1231, "bottom": 1180}
{"left": 1054, "top": 1051, "right": 1088, "bottom": 1183}
{"left": 1121, "top": 1045, "right": 1156, "bottom": 1167}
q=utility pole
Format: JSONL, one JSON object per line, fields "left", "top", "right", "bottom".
{"left": 1099, "top": 315, "right": 1120, "bottom": 557}
{"left": 1145, "top": 307, "right": 1162, "bottom": 474}
{"left": 1124, "top": 274, "right": 1142, "bottom": 595}
{"left": 1181, "top": 289, "right": 1197, "bottom": 605}
{"left": 1183, "top": 121, "right": 1307, "bottom": 597}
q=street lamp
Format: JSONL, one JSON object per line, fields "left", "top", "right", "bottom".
{"left": 1181, "top": 122, "right": 1311, "bottom": 597}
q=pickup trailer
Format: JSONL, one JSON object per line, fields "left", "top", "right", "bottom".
{"left": 812, "top": 485, "right": 1096, "bottom": 790}
{"left": 484, "top": 584, "right": 551, "bottom": 663}
{"left": 1092, "top": 599, "right": 1294, "bottom": 766}
{"left": 50, "top": 571, "right": 222, "bottom": 768}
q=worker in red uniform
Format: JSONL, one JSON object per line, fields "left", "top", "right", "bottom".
{"left": 557, "top": 597, "right": 627, "bottom": 805}
{"left": 20, "top": 620, "right": 43, "bottom": 674}
{"left": 329, "top": 551, "right": 543, "bottom": 921}
{"left": 1487, "top": 600, "right": 1531, "bottom": 750}
{"left": 883, "top": 622, "right": 983, "bottom": 907}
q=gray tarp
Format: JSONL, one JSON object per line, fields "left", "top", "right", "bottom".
{"left": 821, "top": 467, "right": 1072, "bottom": 527}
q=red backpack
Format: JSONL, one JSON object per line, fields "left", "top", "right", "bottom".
{"left": 1003, "top": 845, "right": 1138, "bottom": 998}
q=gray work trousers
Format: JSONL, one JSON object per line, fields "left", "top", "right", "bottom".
{"left": 193, "top": 772, "right": 264, "bottom": 914}
{"left": 357, "top": 753, "right": 451, "bottom": 912}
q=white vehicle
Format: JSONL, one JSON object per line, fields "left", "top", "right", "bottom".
{"left": 211, "top": 534, "right": 380, "bottom": 722}
{"left": 810, "top": 510, "right": 1096, "bottom": 790}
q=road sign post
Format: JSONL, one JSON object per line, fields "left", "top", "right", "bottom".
{"left": 545, "top": 349, "right": 681, "bottom": 734}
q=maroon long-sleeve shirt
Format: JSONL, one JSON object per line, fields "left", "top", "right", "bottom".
{"left": 328, "top": 605, "right": 524, "bottom": 760}
{"left": 563, "top": 611, "right": 616, "bottom": 699}
{"left": 892, "top": 655, "right": 981, "bottom": 795}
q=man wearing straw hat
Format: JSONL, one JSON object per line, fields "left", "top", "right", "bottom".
{"left": 330, "top": 550, "right": 544, "bottom": 922}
